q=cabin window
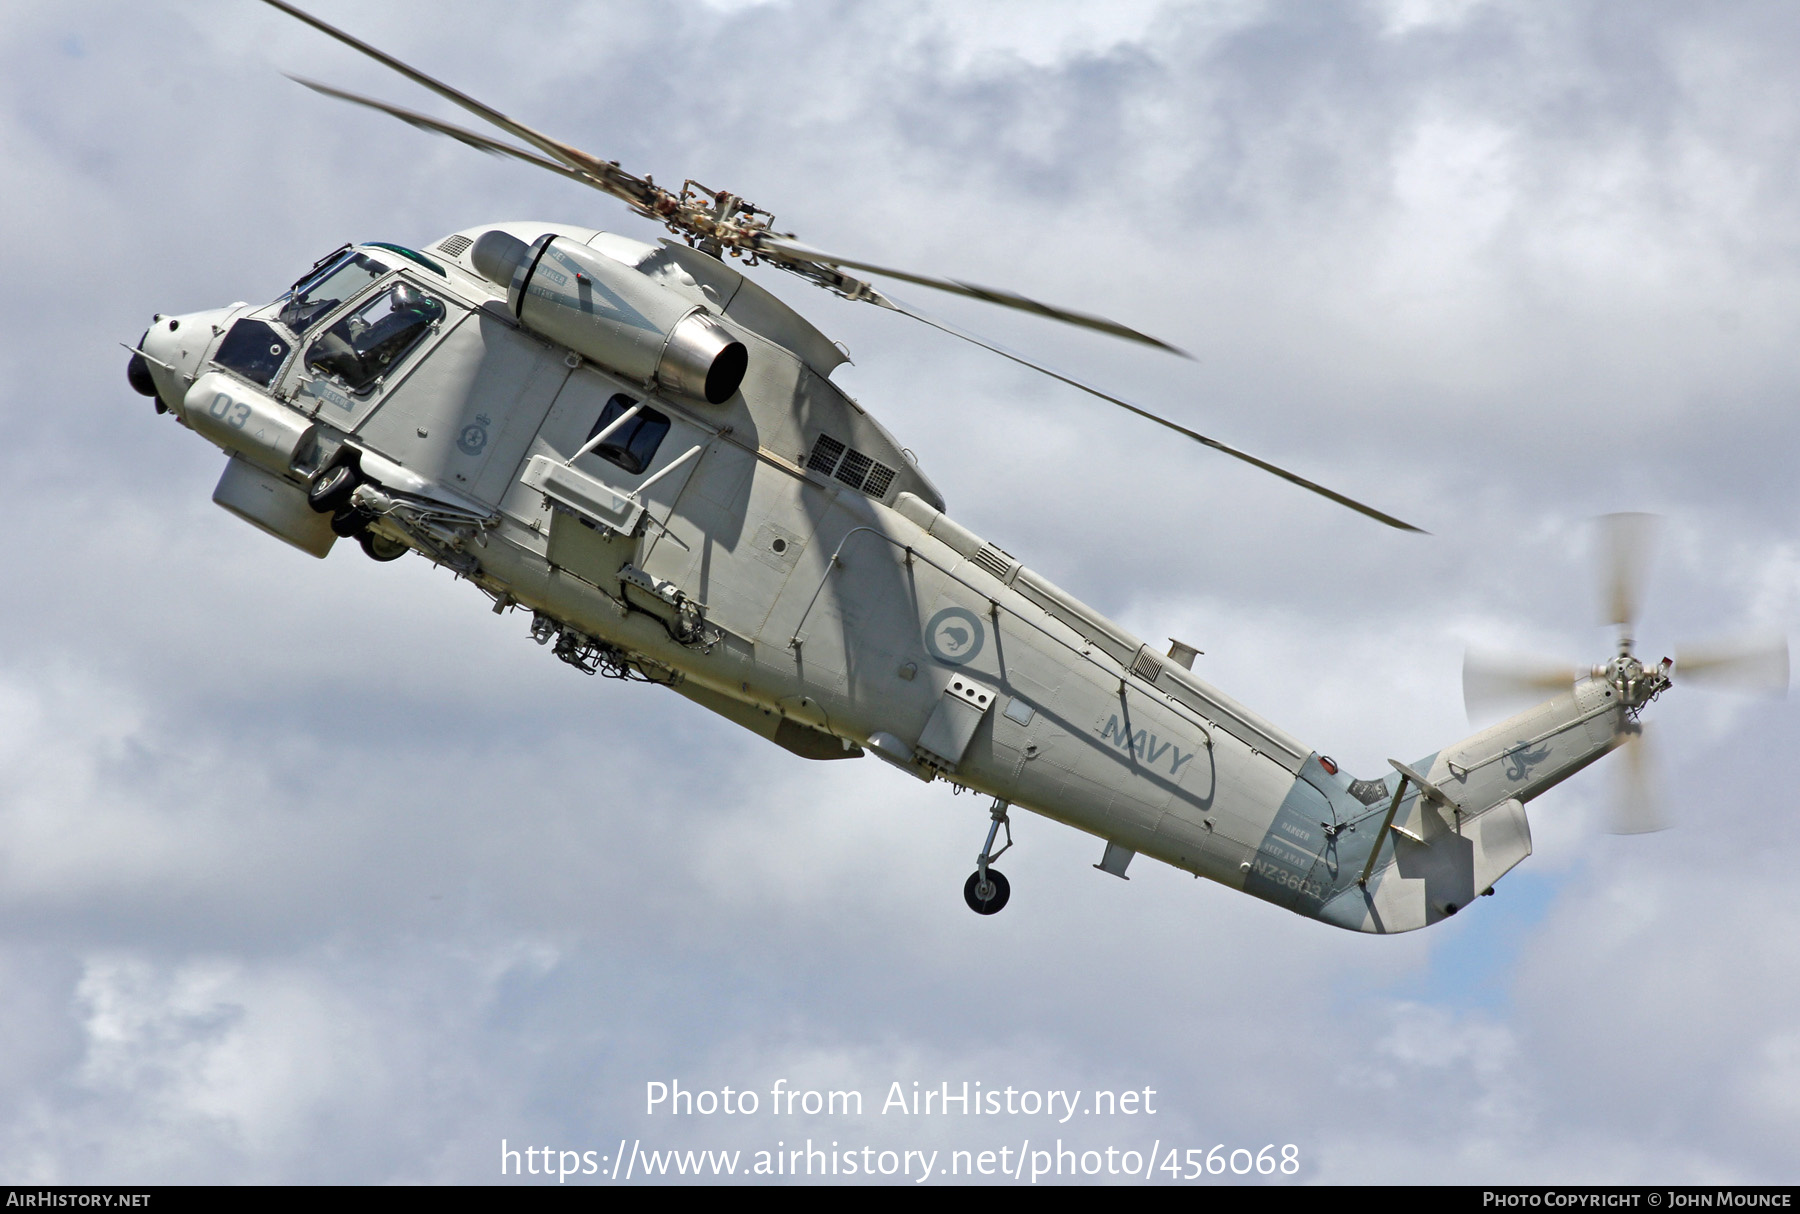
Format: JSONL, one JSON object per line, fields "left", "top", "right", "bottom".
{"left": 584, "top": 393, "right": 669, "bottom": 476}
{"left": 303, "top": 281, "right": 446, "bottom": 394}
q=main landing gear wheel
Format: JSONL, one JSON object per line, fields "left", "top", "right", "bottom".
{"left": 963, "top": 868, "right": 1010, "bottom": 915}
{"left": 307, "top": 463, "right": 361, "bottom": 514}
{"left": 359, "top": 532, "right": 408, "bottom": 562}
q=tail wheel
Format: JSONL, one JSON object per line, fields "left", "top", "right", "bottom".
{"left": 963, "top": 869, "right": 1010, "bottom": 915}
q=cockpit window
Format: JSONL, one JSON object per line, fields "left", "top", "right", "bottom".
{"left": 278, "top": 251, "right": 387, "bottom": 333}
{"left": 213, "top": 319, "right": 292, "bottom": 388}
{"left": 303, "top": 281, "right": 446, "bottom": 394}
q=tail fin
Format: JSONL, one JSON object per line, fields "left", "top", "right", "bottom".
{"left": 1319, "top": 676, "right": 1625, "bottom": 933}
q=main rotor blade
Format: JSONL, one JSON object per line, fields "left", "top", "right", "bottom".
{"left": 1463, "top": 650, "right": 1579, "bottom": 721}
{"left": 880, "top": 295, "right": 1424, "bottom": 532}
{"left": 287, "top": 78, "right": 595, "bottom": 186}
{"left": 1609, "top": 725, "right": 1668, "bottom": 835}
{"left": 268, "top": 1, "right": 1197, "bottom": 359}
{"left": 262, "top": 0, "right": 658, "bottom": 211}
{"left": 759, "top": 238, "right": 1187, "bottom": 355}
{"left": 1599, "top": 512, "right": 1660, "bottom": 630}
{"left": 1674, "top": 634, "right": 1790, "bottom": 697}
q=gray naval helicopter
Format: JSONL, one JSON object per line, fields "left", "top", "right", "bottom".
{"left": 124, "top": 1, "right": 1786, "bottom": 931}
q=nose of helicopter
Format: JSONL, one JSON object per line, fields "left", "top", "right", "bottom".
{"left": 130, "top": 305, "right": 243, "bottom": 411}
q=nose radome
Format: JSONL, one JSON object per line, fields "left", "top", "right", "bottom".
{"left": 126, "top": 335, "right": 157, "bottom": 398}
{"left": 134, "top": 305, "right": 242, "bottom": 408}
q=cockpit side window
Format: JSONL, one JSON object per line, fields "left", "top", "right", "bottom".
{"left": 303, "top": 281, "right": 446, "bottom": 394}
{"left": 278, "top": 252, "right": 388, "bottom": 334}
{"left": 212, "top": 319, "right": 293, "bottom": 388}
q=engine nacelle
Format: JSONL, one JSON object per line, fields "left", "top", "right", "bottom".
{"left": 472, "top": 231, "right": 747, "bottom": 405}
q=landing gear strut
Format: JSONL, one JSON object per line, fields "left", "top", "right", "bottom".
{"left": 963, "top": 799, "right": 1013, "bottom": 915}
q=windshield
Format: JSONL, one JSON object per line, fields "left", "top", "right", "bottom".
{"left": 278, "top": 251, "right": 387, "bottom": 333}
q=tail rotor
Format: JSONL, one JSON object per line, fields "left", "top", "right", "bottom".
{"left": 1463, "top": 513, "right": 1787, "bottom": 834}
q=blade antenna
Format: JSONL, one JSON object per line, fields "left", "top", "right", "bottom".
{"left": 876, "top": 294, "right": 1426, "bottom": 533}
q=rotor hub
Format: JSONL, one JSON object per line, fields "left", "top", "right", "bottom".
{"left": 1603, "top": 653, "right": 1672, "bottom": 712}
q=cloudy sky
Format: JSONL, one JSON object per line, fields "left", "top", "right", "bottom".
{"left": 2, "top": 0, "right": 1797, "bottom": 1185}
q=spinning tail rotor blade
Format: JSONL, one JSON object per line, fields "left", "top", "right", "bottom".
{"left": 1599, "top": 512, "right": 1660, "bottom": 631}
{"left": 1609, "top": 725, "right": 1668, "bottom": 835}
{"left": 1462, "top": 650, "right": 1579, "bottom": 721}
{"left": 1674, "top": 635, "right": 1790, "bottom": 696}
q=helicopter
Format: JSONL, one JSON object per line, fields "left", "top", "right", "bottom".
{"left": 122, "top": 0, "right": 1787, "bottom": 932}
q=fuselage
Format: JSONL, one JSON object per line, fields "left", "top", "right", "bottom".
{"left": 131, "top": 222, "right": 1646, "bottom": 933}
